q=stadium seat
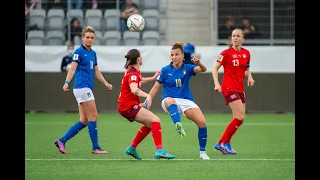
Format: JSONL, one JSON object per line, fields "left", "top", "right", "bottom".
{"left": 142, "top": 9, "right": 159, "bottom": 31}
{"left": 29, "top": 9, "right": 46, "bottom": 30}
{"left": 94, "top": 31, "right": 103, "bottom": 45}
{"left": 104, "top": 9, "right": 120, "bottom": 31}
{"left": 142, "top": 0, "right": 159, "bottom": 9}
{"left": 85, "top": 9, "right": 103, "bottom": 30}
{"left": 104, "top": 31, "right": 121, "bottom": 45}
{"left": 142, "top": 31, "right": 159, "bottom": 45}
{"left": 27, "top": 30, "right": 45, "bottom": 45}
{"left": 123, "top": 31, "right": 140, "bottom": 46}
{"left": 47, "top": 9, "right": 65, "bottom": 30}
{"left": 46, "top": 30, "right": 65, "bottom": 45}
{"left": 67, "top": 9, "right": 84, "bottom": 25}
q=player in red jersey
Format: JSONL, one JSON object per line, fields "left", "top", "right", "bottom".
{"left": 212, "top": 28, "right": 255, "bottom": 154}
{"left": 118, "top": 49, "right": 176, "bottom": 160}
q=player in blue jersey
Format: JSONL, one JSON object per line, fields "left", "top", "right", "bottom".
{"left": 148, "top": 42, "right": 210, "bottom": 160}
{"left": 54, "top": 26, "right": 113, "bottom": 154}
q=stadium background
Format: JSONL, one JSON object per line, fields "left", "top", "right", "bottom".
{"left": 25, "top": 0, "right": 295, "bottom": 114}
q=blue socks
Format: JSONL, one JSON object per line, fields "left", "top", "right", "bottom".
{"left": 168, "top": 104, "right": 181, "bottom": 124}
{"left": 198, "top": 127, "right": 207, "bottom": 151}
{"left": 59, "top": 121, "right": 86, "bottom": 144}
{"left": 88, "top": 121, "right": 100, "bottom": 150}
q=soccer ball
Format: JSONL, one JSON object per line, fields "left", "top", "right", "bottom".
{"left": 127, "top": 14, "right": 145, "bottom": 32}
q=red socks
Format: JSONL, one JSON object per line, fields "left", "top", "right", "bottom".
{"left": 151, "top": 122, "right": 163, "bottom": 150}
{"left": 218, "top": 117, "right": 243, "bottom": 144}
{"left": 130, "top": 126, "right": 151, "bottom": 148}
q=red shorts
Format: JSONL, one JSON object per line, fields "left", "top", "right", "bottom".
{"left": 222, "top": 91, "right": 246, "bottom": 105}
{"left": 118, "top": 104, "right": 141, "bottom": 122}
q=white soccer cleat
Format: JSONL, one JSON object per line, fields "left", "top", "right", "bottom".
{"left": 200, "top": 152, "right": 210, "bottom": 160}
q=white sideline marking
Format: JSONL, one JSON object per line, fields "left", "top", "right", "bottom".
{"left": 25, "top": 158, "right": 295, "bottom": 161}
{"left": 25, "top": 122, "right": 295, "bottom": 126}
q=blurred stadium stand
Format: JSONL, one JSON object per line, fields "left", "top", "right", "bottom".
{"left": 25, "top": 0, "right": 294, "bottom": 46}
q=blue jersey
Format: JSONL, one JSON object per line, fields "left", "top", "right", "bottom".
{"left": 157, "top": 63, "right": 197, "bottom": 101}
{"left": 71, "top": 45, "right": 97, "bottom": 91}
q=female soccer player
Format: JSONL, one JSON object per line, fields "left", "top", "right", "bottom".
{"left": 118, "top": 49, "right": 175, "bottom": 160}
{"left": 54, "top": 26, "right": 113, "bottom": 154}
{"left": 148, "top": 42, "right": 210, "bottom": 160}
{"left": 212, "top": 28, "right": 255, "bottom": 154}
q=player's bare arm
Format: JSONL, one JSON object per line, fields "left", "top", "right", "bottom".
{"left": 148, "top": 81, "right": 161, "bottom": 99}
{"left": 94, "top": 66, "right": 113, "bottom": 90}
{"left": 142, "top": 71, "right": 161, "bottom": 83}
{"left": 130, "top": 82, "right": 152, "bottom": 109}
{"left": 63, "top": 61, "right": 78, "bottom": 92}
{"left": 212, "top": 62, "right": 222, "bottom": 92}
{"left": 192, "top": 56, "right": 207, "bottom": 73}
{"left": 245, "top": 68, "right": 255, "bottom": 87}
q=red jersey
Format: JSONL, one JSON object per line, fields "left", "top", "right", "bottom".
{"left": 118, "top": 65, "right": 142, "bottom": 111}
{"left": 216, "top": 47, "right": 251, "bottom": 92}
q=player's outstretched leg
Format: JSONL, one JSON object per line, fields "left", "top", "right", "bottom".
{"left": 175, "top": 122, "right": 186, "bottom": 138}
{"left": 54, "top": 121, "right": 87, "bottom": 154}
{"left": 168, "top": 104, "right": 186, "bottom": 137}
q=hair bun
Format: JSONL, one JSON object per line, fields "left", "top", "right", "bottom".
{"left": 125, "top": 55, "right": 130, "bottom": 58}
{"left": 172, "top": 41, "right": 183, "bottom": 47}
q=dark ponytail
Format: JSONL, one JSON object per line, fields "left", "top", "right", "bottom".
{"left": 124, "top": 49, "right": 141, "bottom": 69}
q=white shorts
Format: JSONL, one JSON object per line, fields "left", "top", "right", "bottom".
{"left": 161, "top": 98, "right": 199, "bottom": 115}
{"left": 73, "top": 88, "right": 95, "bottom": 104}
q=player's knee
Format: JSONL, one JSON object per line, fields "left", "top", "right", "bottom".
{"left": 151, "top": 117, "right": 161, "bottom": 123}
{"left": 234, "top": 112, "right": 245, "bottom": 120}
{"left": 164, "top": 98, "right": 176, "bottom": 106}
{"left": 196, "top": 119, "right": 207, "bottom": 128}
{"left": 88, "top": 111, "right": 98, "bottom": 121}
{"left": 80, "top": 119, "right": 88, "bottom": 126}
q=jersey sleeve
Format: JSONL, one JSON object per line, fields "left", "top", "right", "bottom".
{"left": 156, "top": 67, "right": 166, "bottom": 83}
{"left": 127, "top": 71, "right": 140, "bottom": 85}
{"left": 72, "top": 49, "right": 82, "bottom": 63}
{"left": 246, "top": 51, "right": 251, "bottom": 68}
{"left": 94, "top": 51, "right": 98, "bottom": 66}
{"left": 187, "top": 64, "right": 197, "bottom": 75}
{"left": 216, "top": 50, "right": 228, "bottom": 65}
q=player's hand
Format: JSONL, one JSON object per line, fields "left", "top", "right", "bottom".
{"left": 247, "top": 77, "right": 255, "bottom": 87}
{"left": 144, "top": 94, "right": 152, "bottom": 109}
{"left": 152, "top": 71, "right": 161, "bottom": 80}
{"left": 63, "top": 83, "right": 69, "bottom": 92}
{"left": 140, "top": 102, "right": 147, "bottom": 108}
{"left": 191, "top": 55, "right": 200, "bottom": 65}
{"left": 105, "top": 82, "right": 113, "bottom": 91}
{"left": 214, "top": 83, "right": 222, "bottom": 92}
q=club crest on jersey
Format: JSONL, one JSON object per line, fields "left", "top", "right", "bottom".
{"left": 242, "top": 54, "right": 246, "bottom": 58}
{"left": 183, "top": 70, "right": 186, "bottom": 75}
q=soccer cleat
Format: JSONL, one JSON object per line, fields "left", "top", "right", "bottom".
{"left": 92, "top": 148, "right": 108, "bottom": 154}
{"left": 154, "top": 149, "right": 176, "bottom": 159}
{"left": 200, "top": 152, "right": 210, "bottom": 160}
{"left": 125, "top": 146, "right": 142, "bottom": 160}
{"left": 175, "top": 122, "right": 186, "bottom": 137}
{"left": 214, "top": 142, "right": 228, "bottom": 154}
{"left": 54, "top": 139, "right": 68, "bottom": 154}
{"left": 224, "top": 143, "right": 237, "bottom": 154}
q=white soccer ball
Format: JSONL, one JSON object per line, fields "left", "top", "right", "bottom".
{"left": 127, "top": 14, "right": 145, "bottom": 32}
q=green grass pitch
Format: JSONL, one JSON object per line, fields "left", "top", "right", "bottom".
{"left": 25, "top": 113, "right": 295, "bottom": 180}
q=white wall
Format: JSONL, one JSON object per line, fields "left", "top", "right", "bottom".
{"left": 25, "top": 46, "right": 295, "bottom": 73}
